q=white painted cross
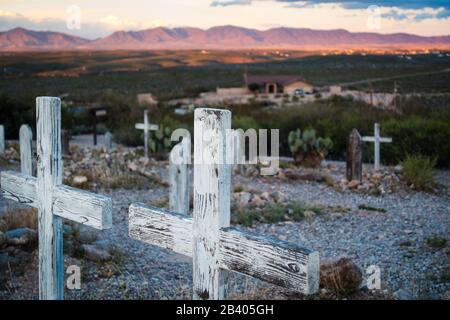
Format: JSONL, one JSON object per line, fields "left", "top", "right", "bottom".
{"left": 20, "top": 124, "right": 33, "bottom": 176}
{"left": 362, "top": 123, "right": 392, "bottom": 171}
{"left": 135, "top": 110, "right": 159, "bottom": 159}
{"left": 169, "top": 135, "right": 191, "bottom": 215}
{"left": 0, "top": 97, "right": 113, "bottom": 300}
{"left": 0, "top": 124, "right": 5, "bottom": 155}
{"left": 129, "top": 108, "right": 319, "bottom": 300}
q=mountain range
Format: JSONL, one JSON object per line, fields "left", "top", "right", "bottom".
{"left": 1, "top": 26, "right": 450, "bottom": 51}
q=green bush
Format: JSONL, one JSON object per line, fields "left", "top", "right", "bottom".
{"left": 383, "top": 116, "right": 450, "bottom": 168}
{"left": 401, "top": 154, "right": 436, "bottom": 190}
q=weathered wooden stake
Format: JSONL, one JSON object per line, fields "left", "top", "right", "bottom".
{"left": 61, "top": 129, "right": 70, "bottom": 156}
{"left": 105, "top": 131, "right": 113, "bottom": 152}
{"left": 169, "top": 137, "right": 191, "bottom": 215}
{"left": 0, "top": 124, "right": 4, "bottom": 155}
{"left": 193, "top": 108, "right": 231, "bottom": 300}
{"left": 19, "top": 124, "right": 33, "bottom": 176}
{"left": 346, "top": 129, "right": 362, "bottom": 182}
{"left": 1, "top": 97, "right": 113, "bottom": 300}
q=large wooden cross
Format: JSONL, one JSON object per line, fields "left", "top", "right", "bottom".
{"left": 362, "top": 123, "right": 392, "bottom": 171}
{"left": 135, "top": 110, "right": 159, "bottom": 159}
{"left": 130, "top": 108, "right": 319, "bottom": 300}
{"left": 0, "top": 97, "right": 112, "bottom": 300}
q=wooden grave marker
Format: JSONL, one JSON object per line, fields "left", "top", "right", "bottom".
{"left": 0, "top": 124, "right": 4, "bottom": 155}
{"left": 0, "top": 97, "right": 113, "bottom": 300}
{"left": 347, "top": 129, "right": 362, "bottom": 182}
{"left": 135, "top": 110, "right": 159, "bottom": 159}
{"left": 19, "top": 124, "right": 33, "bottom": 176}
{"left": 169, "top": 135, "right": 191, "bottom": 215}
{"left": 362, "top": 123, "right": 392, "bottom": 171}
{"left": 129, "top": 108, "right": 319, "bottom": 300}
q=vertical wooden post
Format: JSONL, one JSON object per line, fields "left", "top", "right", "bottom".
{"left": 93, "top": 112, "right": 98, "bottom": 146}
{"left": 193, "top": 108, "right": 231, "bottom": 300}
{"left": 19, "top": 124, "right": 33, "bottom": 176}
{"left": 169, "top": 137, "right": 191, "bottom": 215}
{"left": 144, "top": 110, "right": 149, "bottom": 159}
{"left": 374, "top": 123, "right": 380, "bottom": 171}
{"left": 105, "top": 131, "right": 113, "bottom": 152}
{"left": 0, "top": 124, "right": 5, "bottom": 155}
{"left": 36, "top": 97, "right": 63, "bottom": 300}
{"left": 61, "top": 129, "right": 70, "bottom": 156}
{"left": 346, "top": 129, "right": 362, "bottom": 182}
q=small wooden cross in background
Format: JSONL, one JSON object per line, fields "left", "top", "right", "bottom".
{"left": 135, "top": 110, "right": 159, "bottom": 159}
{"left": 363, "top": 123, "right": 392, "bottom": 171}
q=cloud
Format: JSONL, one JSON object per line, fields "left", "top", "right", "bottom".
{"left": 211, "top": 0, "right": 252, "bottom": 6}
{"left": 210, "top": 0, "right": 450, "bottom": 19}
{"left": 0, "top": 10, "right": 110, "bottom": 38}
{"left": 211, "top": 0, "right": 450, "bottom": 10}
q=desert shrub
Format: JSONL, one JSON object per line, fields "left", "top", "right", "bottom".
{"left": 400, "top": 154, "right": 436, "bottom": 190}
{"left": 232, "top": 115, "right": 261, "bottom": 131}
{"left": 383, "top": 116, "right": 450, "bottom": 168}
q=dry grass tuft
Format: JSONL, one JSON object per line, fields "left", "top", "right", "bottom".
{"left": 0, "top": 207, "right": 38, "bottom": 232}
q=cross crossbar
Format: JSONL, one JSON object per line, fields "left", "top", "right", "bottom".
{"left": 129, "top": 203, "right": 319, "bottom": 294}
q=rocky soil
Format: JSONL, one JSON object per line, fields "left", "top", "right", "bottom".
{"left": 0, "top": 144, "right": 449, "bottom": 300}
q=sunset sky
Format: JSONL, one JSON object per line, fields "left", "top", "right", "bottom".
{"left": 1, "top": 0, "right": 449, "bottom": 39}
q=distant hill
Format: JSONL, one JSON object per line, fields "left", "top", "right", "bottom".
{"left": 1, "top": 25, "right": 450, "bottom": 51}
{"left": 0, "top": 27, "right": 89, "bottom": 51}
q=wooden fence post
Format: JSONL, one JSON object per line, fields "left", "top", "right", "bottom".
{"left": 20, "top": 124, "right": 33, "bottom": 176}
{"left": 193, "top": 108, "right": 231, "bottom": 300}
{"left": 169, "top": 137, "right": 191, "bottom": 215}
{"left": 37, "top": 97, "right": 64, "bottom": 300}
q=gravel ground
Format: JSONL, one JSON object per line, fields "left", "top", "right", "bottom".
{"left": 1, "top": 158, "right": 449, "bottom": 300}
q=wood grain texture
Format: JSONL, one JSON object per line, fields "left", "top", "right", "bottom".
{"left": 0, "top": 171, "right": 112, "bottom": 230}
{"left": 20, "top": 124, "right": 33, "bottom": 176}
{"left": 169, "top": 137, "right": 191, "bottom": 215}
{"left": 128, "top": 203, "right": 319, "bottom": 294}
{"left": 0, "top": 125, "right": 4, "bottom": 155}
{"left": 193, "top": 108, "right": 231, "bottom": 300}
{"left": 36, "top": 96, "right": 63, "bottom": 300}
{"left": 346, "top": 129, "right": 362, "bottom": 182}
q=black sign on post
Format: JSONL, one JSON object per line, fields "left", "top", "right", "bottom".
{"left": 90, "top": 107, "right": 107, "bottom": 146}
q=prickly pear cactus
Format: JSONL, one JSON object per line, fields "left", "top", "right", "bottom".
{"left": 150, "top": 124, "right": 173, "bottom": 153}
{"left": 288, "top": 128, "right": 333, "bottom": 167}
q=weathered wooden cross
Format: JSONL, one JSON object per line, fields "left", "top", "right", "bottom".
{"left": 362, "top": 123, "right": 392, "bottom": 171}
{"left": 135, "top": 110, "right": 159, "bottom": 159}
{"left": 130, "top": 108, "right": 319, "bottom": 300}
{"left": 169, "top": 136, "right": 191, "bottom": 215}
{"left": 0, "top": 124, "right": 5, "bottom": 155}
{"left": 20, "top": 124, "right": 33, "bottom": 176}
{"left": 0, "top": 97, "right": 113, "bottom": 300}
